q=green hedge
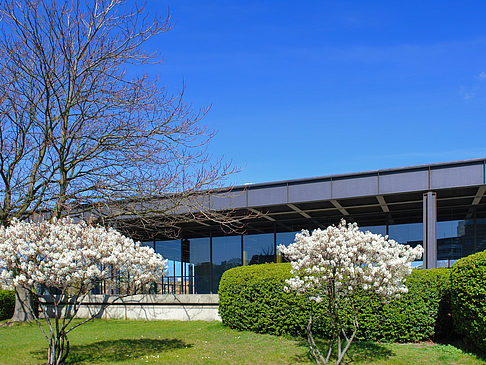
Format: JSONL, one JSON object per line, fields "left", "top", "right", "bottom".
{"left": 451, "top": 250, "right": 486, "bottom": 352}
{"left": 0, "top": 290, "right": 15, "bottom": 321}
{"left": 219, "top": 263, "right": 452, "bottom": 342}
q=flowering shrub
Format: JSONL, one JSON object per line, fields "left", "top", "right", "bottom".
{"left": 0, "top": 218, "right": 166, "bottom": 365}
{"left": 219, "top": 264, "right": 452, "bottom": 342}
{"left": 277, "top": 220, "right": 423, "bottom": 365}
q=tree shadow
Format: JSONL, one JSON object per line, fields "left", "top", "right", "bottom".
{"left": 436, "top": 337, "right": 486, "bottom": 362}
{"left": 292, "top": 337, "right": 394, "bottom": 363}
{"left": 32, "top": 338, "right": 191, "bottom": 364}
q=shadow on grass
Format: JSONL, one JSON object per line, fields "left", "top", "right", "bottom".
{"left": 292, "top": 338, "right": 394, "bottom": 363}
{"left": 436, "top": 337, "right": 486, "bottom": 362}
{"left": 32, "top": 338, "right": 191, "bottom": 364}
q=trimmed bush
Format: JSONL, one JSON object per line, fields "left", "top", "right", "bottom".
{"left": 451, "top": 250, "right": 486, "bottom": 352}
{"left": 0, "top": 290, "right": 15, "bottom": 321}
{"left": 219, "top": 263, "right": 452, "bottom": 342}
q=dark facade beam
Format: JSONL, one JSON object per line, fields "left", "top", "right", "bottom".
{"left": 423, "top": 192, "right": 437, "bottom": 269}
{"left": 287, "top": 203, "right": 311, "bottom": 219}
{"left": 248, "top": 208, "right": 276, "bottom": 222}
{"left": 330, "top": 200, "right": 350, "bottom": 216}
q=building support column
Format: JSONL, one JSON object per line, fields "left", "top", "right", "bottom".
{"left": 423, "top": 191, "right": 437, "bottom": 269}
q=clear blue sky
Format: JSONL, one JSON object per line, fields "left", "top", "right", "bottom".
{"left": 145, "top": 0, "right": 486, "bottom": 185}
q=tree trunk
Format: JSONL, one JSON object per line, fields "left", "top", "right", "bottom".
{"left": 11, "top": 286, "right": 35, "bottom": 322}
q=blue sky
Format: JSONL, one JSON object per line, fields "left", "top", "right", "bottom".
{"left": 145, "top": 0, "right": 486, "bottom": 185}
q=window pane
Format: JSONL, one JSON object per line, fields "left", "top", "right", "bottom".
{"left": 276, "top": 231, "right": 299, "bottom": 247}
{"left": 359, "top": 225, "right": 387, "bottom": 236}
{"left": 155, "top": 240, "right": 181, "bottom": 293}
{"left": 243, "top": 233, "right": 274, "bottom": 265}
{"left": 437, "top": 220, "right": 474, "bottom": 266}
{"left": 388, "top": 223, "right": 423, "bottom": 266}
{"left": 189, "top": 237, "right": 211, "bottom": 294}
{"left": 388, "top": 223, "right": 423, "bottom": 246}
{"left": 477, "top": 218, "right": 486, "bottom": 252}
{"left": 212, "top": 235, "right": 242, "bottom": 293}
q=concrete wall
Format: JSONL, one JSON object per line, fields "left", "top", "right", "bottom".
{"left": 40, "top": 294, "right": 220, "bottom": 321}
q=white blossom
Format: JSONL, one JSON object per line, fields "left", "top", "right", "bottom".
{"left": 278, "top": 220, "right": 423, "bottom": 301}
{"left": 278, "top": 219, "right": 423, "bottom": 365}
{"left": 0, "top": 218, "right": 167, "bottom": 292}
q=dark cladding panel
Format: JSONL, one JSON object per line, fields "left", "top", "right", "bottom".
{"left": 248, "top": 186, "right": 287, "bottom": 207}
{"left": 379, "top": 170, "right": 429, "bottom": 194}
{"left": 211, "top": 191, "right": 247, "bottom": 210}
{"left": 431, "top": 164, "right": 484, "bottom": 189}
{"left": 332, "top": 175, "right": 378, "bottom": 199}
{"left": 288, "top": 181, "right": 331, "bottom": 203}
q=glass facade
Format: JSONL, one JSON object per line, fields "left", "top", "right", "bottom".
{"left": 212, "top": 235, "right": 241, "bottom": 293}
{"left": 243, "top": 233, "right": 275, "bottom": 266}
{"left": 359, "top": 225, "right": 387, "bottom": 236}
{"left": 189, "top": 237, "right": 211, "bottom": 294}
{"left": 138, "top": 213, "right": 486, "bottom": 293}
{"left": 477, "top": 219, "right": 486, "bottom": 253}
{"left": 276, "top": 231, "right": 299, "bottom": 248}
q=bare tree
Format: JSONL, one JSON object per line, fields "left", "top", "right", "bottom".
{"left": 0, "top": 0, "right": 245, "bottom": 321}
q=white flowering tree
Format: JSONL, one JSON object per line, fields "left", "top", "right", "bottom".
{"left": 278, "top": 220, "right": 423, "bottom": 365}
{"left": 0, "top": 218, "right": 166, "bottom": 365}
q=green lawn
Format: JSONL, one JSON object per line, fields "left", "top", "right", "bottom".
{"left": 0, "top": 319, "right": 484, "bottom": 364}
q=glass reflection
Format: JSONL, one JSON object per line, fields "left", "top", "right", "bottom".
{"left": 155, "top": 240, "right": 181, "bottom": 294}
{"left": 388, "top": 223, "right": 423, "bottom": 266}
{"left": 276, "top": 231, "right": 299, "bottom": 263}
{"left": 243, "top": 233, "right": 274, "bottom": 265}
{"left": 276, "top": 231, "right": 298, "bottom": 247}
{"left": 476, "top": 218, "right": 486, "bottom": 253}
{"left": 189, "top": 238, "right": 211, "bottom": 294}
{"left": 134, "top": 215, "right": 486, "bottom": 293}
{"left": 359, "top": 225, "right": 386, "bottom": 236}
{"left": 388, "top": 223, "right": 423, "bottom": 247}
{"left": 437, "top": 220, "right": 474, "bottom": 267}
{"left": 212, "top": 236, "right": 242, "bottom": 293}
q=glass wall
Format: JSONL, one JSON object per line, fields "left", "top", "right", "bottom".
{"left": 212, "top": 235, "right": 241, "bottom": 293}
{"left": 477, "top": 218, "right": 486, "bottom": 253}
{"left": 388, "top": 223, "right": 422, "bottom": 247}
{"left": 155, "top": 240, "right": 181, "bottom": 294}
{"left": 135, "top": 215, "right": 486, "bottom": 294}
{"left": 388, "top": 223, "right": 423, "bottom": 267}
{"left": 359, "top": 225, "right": 387, "bottom": 236}
{"left": 189, "top": 237, "right": 211, "bottom": 294}
{"left": 276, "top": 231, "right": 299, "bottom": 262}
{"left": 276, "top": 231, "right": 299, "bottom": 248}
{"left": 243, "top": 233, "right": 275, "bottom": 266}
{"left": 436, "top": 219, "right": 474, "bottom": 267}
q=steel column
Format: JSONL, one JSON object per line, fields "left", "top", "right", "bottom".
{"left": 423, "top": 191, "right": 437, "bottom": 269}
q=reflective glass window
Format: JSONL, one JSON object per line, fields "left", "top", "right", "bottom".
{"left": 388, "top": 223, "right": 422, "bottom": 246}
{"left": 189, "top": 237, "right": 211, "bottom": 294}
{"left": 276, "top": 231, "right": 299, "bottom": 248}
{"left": 243, "top": 233, "right": 275, "bottom": 265}
{"left": 359, "top": 225, "right": 387, "bottom": 236}
{"left": 212, "top": 235, "right": 242, "bottom": 293}
{"left": 388, "top": 223, "right": 423, "bottom": 266}
{"left": 476, "top": 218, "right": 486, "bottom": 252}
{"left": 437, "top": 220, "right": 474, "bottom": 266}
{"left": 276, "top": 231, "right": 299, "bottom": 262}
{"left": 155, "top": 240, "right": 182, "bottom": 293}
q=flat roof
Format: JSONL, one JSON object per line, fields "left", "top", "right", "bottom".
{"left": 230, "top": 157, "right": 486, "bottom": 191}
{"left": 126, "top": 158, "right": 486, "bottom": 240}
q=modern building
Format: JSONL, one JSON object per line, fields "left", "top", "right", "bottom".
{"left": 139, "top": 158, "right": 486, "bottom": 295}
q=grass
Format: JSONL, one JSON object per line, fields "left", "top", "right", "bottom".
{"left": 0, "top": 319, "right": 484, "bottom": 364}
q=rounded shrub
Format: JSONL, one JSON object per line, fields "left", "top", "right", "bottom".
{"left": 0, "top": 289, "right": 15, "bottom": 321}
{"left": 450, "top": 250, "right": 486, "bottom": 352}
{"left": 219, "top": 263, "right": 451, "bottom": 342}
